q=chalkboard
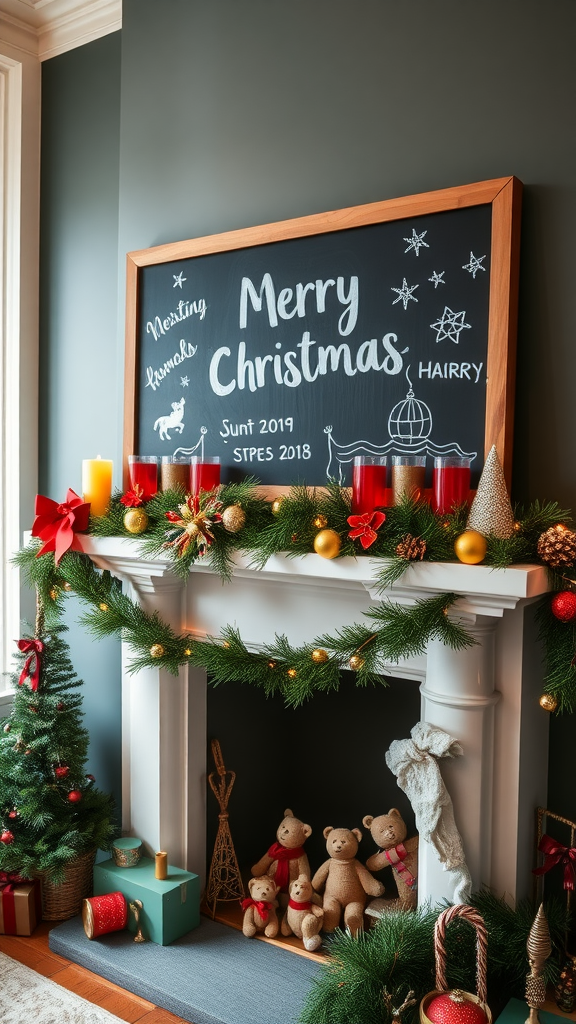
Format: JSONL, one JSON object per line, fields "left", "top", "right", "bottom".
{"left": 124, "top": 177, "right": 521, "bottom": 490}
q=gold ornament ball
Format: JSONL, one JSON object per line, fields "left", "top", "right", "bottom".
{"left": 62, "top": 581, "right": 72, "bottom": 592}
{"left": 123, "top": 507, "right": 149, "bottom": 534}
{"left": 349, "top": 654, "right": 365, "bottom": 671}
{"left": 222, "top": 504, "right": 246, "bottom": 533}
{"left": 150, "top": 643, "right": 165, "bottom": 659}
{"left": 313, "top": 528, "right": 342, "bottom": 560}
{"left": 49, "top": 587, "right": 58, "bottom": 601}
{"left": 313, "top": 514, "right": 328, "bottom": 529}
{"left": 99, "top": 602, "right": 108, "bottom": 612}
{"left": 539, "top": 693, "right": 558, "bottom": 712}
{"left": 267, "top": 660, "right": 277, "bottom": 670}
{"left": 287, "top": 667, "right": 298, "bottom": 679}
{"left": 454, "top": 529, "right": 488, "bottom": 565}
{"left": 271, "top": 497, "right": 285, "bottom": 515}
{"left": 184, "top": 648, "right": 192, "bottom": 657}
{"left": 311, "top": 648, "right": 329, "bottom": 664}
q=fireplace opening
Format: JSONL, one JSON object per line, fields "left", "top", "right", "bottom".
{"left": 206, "top": 671, "right": 421, "bottom": 924}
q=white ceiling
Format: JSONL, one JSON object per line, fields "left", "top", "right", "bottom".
{"left": 0, "top": 0, "right": 121, "bottom": 60}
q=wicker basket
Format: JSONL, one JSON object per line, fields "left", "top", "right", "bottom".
{"left": 35, "top": 848, "right": 96, "bottom": 921}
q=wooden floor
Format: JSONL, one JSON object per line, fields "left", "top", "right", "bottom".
{"left": 0, "top": 921, "right": 188, "bottom": 1023}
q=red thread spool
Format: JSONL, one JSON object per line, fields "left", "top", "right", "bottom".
{"left": 82, "top": 891, "right": 128, "bottom": 939}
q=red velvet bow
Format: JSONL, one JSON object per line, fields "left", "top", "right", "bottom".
{"left": 0, "top": 871, "right": 28, "bottom": 893}
{"left": 533, "top": 833, "right": 576, "bottom": 890}
{"left": 32, "top": 489, "right": 90, "bottom": 565}
{"left": 240, "top": 897, "right": 271, "bottom": 921}
{"left": 347, "top": 511, "right": 386, "bottom": 550}
{"left": 16, "top": 638, "right": 44, "bottom": 692}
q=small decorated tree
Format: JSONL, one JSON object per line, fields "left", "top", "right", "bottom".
{"left": 0, "top": 610, "right": 115, "bottom": 886}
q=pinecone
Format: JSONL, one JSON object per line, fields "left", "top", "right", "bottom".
{"left": 537, "top": 524, "right": 576, "bottom": 569}
{"left": 395, "top": 533, "right": 427, "bottom": 561}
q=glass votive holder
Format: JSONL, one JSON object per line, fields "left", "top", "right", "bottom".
{"left": 432, "top": 456, "right": 471, "bottom": 514}
{"left": 351, "top": 456, "right": 388, "bottom": 513}
{"left": 190, "top": 456, "right": 221, "bottom": 496}
{"left": 391, "top": 455, "right": 426, "bottom": 505}
{"left": 160, "top": 455, "right": 191, "bottom": 492}
{"left": 128, "top": 455, "right": 158, "bottom": 501}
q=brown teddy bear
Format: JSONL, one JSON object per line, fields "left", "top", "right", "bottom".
{"left": 362, "top": 808, "right": 418, "bottom": 910}
{"left": 311, "top": 826, "right": 384, "bottom": 936}
{"left": 241, "top": 876, "right": 280, "bottom": 938}
{"left": 281, "top": 874, "right": 324, "bottom": 952}
{"left": 251, "top": 808, "right": 312, "bottom": 897}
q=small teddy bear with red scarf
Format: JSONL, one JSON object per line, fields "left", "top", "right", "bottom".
{"left": 251, "top": 808, "right": 312, "bottom": 904}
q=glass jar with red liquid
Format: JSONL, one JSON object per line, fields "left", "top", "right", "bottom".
{"left": 128, "top": 455, "right": 158, "bottom": 501}
{"left": 190, "top": 456, "right": 221, "bottom": 496}
{"left": 352, "top": 456, "right": 388, "bottom": 513}
{"left": 432, "top": 456, "right": 471, "bottom": 514}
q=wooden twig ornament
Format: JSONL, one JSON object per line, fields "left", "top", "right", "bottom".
{"left": 205, "top": 738, "right": 245, "bottom": 916}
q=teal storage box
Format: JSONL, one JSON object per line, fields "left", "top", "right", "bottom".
{"left": 93, "top": 856, "right": 200, "bottom": 945}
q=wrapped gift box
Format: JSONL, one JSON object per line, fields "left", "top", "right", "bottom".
{"left": 93, "top": 856, "right": 199, "bottom": 945}
{"left": 0, "top": 877, "right": 41, "bottom": 935}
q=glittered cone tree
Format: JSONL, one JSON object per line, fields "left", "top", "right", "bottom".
{"left": 0, "top": 620, "right": 115, "bottom": 882}
{"left": 467, "top": 445, "right": 515, "bottom": 539}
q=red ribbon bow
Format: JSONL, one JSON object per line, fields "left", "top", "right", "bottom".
{"left": 533, "top": 833, "right": 576, "bottom": 890}
{"left": 347, "top": 511, "right": 386, "bottom": 550}
{"left": 0, "top": 871, "right": 28, "bottom": 893}
{"left": 16, "top": 639, "right": 44, "bottom": 692}
{"left": 32, "top": 489, "right": 90, "bottom": 565}
{"left": 240, "top": 897, "right": 272, "bottom": 922}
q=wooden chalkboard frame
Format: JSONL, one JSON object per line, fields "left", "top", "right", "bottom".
{"left": 124, "top": 176, "right": 522, "bottom": 489}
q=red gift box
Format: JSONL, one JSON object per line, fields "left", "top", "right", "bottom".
{"left": 0, "top": 873, "right": 41, "bottom": 935}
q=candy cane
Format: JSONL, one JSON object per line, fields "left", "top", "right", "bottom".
{"left": 434, "top": 905, "right": 489, "bottom": 1006}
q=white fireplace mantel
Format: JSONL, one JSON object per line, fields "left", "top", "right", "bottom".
{"left": 82, "top": 536, "right": 550, "bottom": 908}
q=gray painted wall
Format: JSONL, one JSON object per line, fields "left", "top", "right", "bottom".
{"left": 39, "top": 1, "right": 576, "bottom": 828}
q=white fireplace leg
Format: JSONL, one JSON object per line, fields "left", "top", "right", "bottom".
{"left": 418, "top": 619, "right": 500, "bottom": 906}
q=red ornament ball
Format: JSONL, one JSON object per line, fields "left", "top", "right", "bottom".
{"left": 0, "top": 830, "right": 14, "bottom": 844}
{"left": 56, "top": 702, "right": 65, "bottom": 712}
{"left": 426, "top": 992, "right": 488, "bottom": 1024}
{"left": 67, "top": 790, "right": 82, "bottom": 803}
{"left": 551, "top": 590, "right": 576, "bottom": 623}
{"left": 8, "top": 810, "right": 17, "bottom": 819}
{"left": 55, "top": 765, "right": 70, "bottom": 778}
{"left": 85, "top": 774, "right": 96, "bottom": 782}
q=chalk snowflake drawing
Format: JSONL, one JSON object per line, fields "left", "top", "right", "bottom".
{"left": 430, "top": 306, "right": 471, "bottom": 345}
{"left": 429, "top": 270, "right": 445, "bottom": 288}
{"left": 404, "top": 227, "right": 429, "bottom": 256}
{"left": 174, "top": 425, "right": 207, "bottom": 461}
{"left": 462, "top": 252, "right": 486, "bottom": 278}
{"left": 323, "top": 367, "right": 476, "bottom": 482}
{"left": 391, "top": 277, "right": 419, "bottom": 310}
{"left": 180, "top": 376, "right": 190, "bottom": 387}
{"left": 173, "top": 272, "right": 186, "bottom": 288}
{"left": 153, "top": 397, "right": 186, "bottom": 441}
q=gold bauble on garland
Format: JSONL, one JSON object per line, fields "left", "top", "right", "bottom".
{"left": 287, "top": 667, "right": 297, "bottom": 679}
{"left": 150, "top": 643, "right": 165, "bottom": 659}
{"left": 313, "top": 514, "right": 328, "bottom": 529}
{"left": 349, "top": 654, "right": 365, "bottom": 671}
{"left": 454, "top": 529, "right": 487, "bottom": 565}
{"left": 537, "top": 524, "right": 576, "bottom": 569}
{"left": 311, "top": 648, "right": 329, "bottom": 664}
{"left": 539, "top": 693, "right": 558, "bottom": 712}
{"left": 313, "top": 528, "right": 342, "bottom": 559}
{"left": 123, "top": 507, "right": 149, "bottom": 534}
{"left": 99, "top": 602, "right": 109, "bottom": 612}
{"left": 271, "top": 497, "right": 285, "bottom": 515}
{"left": 222, "top": 504, "right": 246, "bottom": 533}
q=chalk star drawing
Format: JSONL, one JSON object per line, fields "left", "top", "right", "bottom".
{"left": 173, "top": 272, "right": 186, "bottom": 288}
{"left": 180, "top": 376, "right": 190, "bottom": 387}
{"left": 462, "top": 252, "right": 486, "bottom": 278}
{"left": 429, "top": 270, "right": 445, "bottom": 288}
{"left": 403, "top": 228, "right": 429, "bottom": 256}
{"left": 430, "top": 306, "right": 471, "bottom": 344}
{"left": 391, "top": 277, "right": 419, "bottom": 310}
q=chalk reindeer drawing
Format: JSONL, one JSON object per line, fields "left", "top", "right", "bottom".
{"left": 154, "top": 397, "right": 186, "bottom": 441}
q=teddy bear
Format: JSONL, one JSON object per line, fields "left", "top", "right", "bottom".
{"left": 240, "top": 876, "right": 280, "bottom": 938}
{"left": 281, "top": 873, "right": 324, "bottom": 952}
{"left": 251, "top": 808, "right": 312, "bottom": 899}
{"left": 311, "top": 826, "right": 385, "bottom": 936}
{"left": 362, "top": 808, "right": 418, "bottom": 910}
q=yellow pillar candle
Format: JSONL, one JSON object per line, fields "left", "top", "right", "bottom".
{"left": 155, "top": 851, "right": 168, "bottom": 880}
{"left": 82, "top": 456, "right": 113, "bottom": 517}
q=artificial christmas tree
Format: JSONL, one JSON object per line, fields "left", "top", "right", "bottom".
{"left": 0, "top": 612, "right": 115, "bottom": 919}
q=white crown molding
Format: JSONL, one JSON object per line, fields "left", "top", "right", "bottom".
{"left": 0, "top": 0, "right": 121, "bottom": 60}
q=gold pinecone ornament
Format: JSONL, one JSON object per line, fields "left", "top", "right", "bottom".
{"left": 396, "top": 534, "right": 427, "bottom": 561}
{"left": 537, "top": 524, "right": 576, "bottom": 569}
